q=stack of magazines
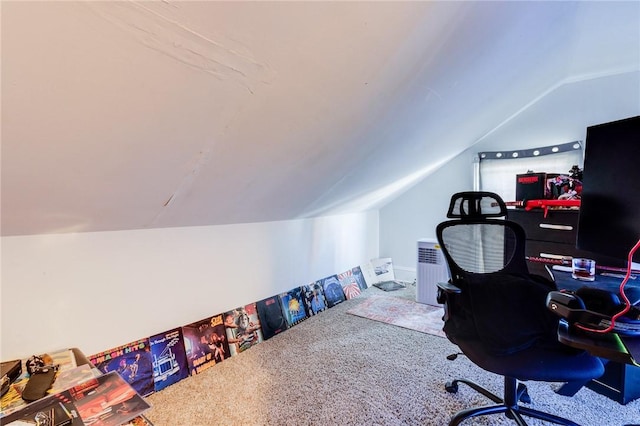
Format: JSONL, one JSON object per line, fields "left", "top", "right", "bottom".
{"left": 2, "top": 371, "right": 151, "bottom": 426}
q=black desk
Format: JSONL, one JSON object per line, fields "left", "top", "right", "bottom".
{"left": 551, "top": 268, "right": 640, "bottom": 304}
{"left": 558, "top": 320, "right": 639, "bottom": 366}
{"left": 551, "top": 269, "right": 640, "bottom": 404}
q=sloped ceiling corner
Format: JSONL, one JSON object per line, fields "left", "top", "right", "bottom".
{"left": 1, "top": 1, "right": 638, "bottom": 236}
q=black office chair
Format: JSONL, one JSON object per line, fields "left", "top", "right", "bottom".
{"left": 436, "top": 192, "right": 605, "bottom": 426}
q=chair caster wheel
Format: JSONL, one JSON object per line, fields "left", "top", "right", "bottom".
{"left": 445, "top": 381, "right": 458, "bottom": 393}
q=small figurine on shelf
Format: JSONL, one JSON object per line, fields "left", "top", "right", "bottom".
{"left": 547, "top": 165, "right": 583, "bottom": 201}
{"left": 569, "top": 164, "right": 583, "bottom": 181}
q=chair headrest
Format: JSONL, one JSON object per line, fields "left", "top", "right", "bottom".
{"left": 447, "top": 192, "right": 507, "bottom": 219}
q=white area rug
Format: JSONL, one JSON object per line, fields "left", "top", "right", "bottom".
{"left": 347, "top": 294, "right": 446, "bottom": 338}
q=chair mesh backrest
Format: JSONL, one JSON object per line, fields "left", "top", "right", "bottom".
{"left": 436, "top": 193, "right": 556, "bottom": 356}
{"left": 440, "top": 223, "right": 519, "bottom": 274}
{"left": 437, "top": 192, "right": 528, "bottom": 277}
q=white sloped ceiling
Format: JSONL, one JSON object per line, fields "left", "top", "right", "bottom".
{"left": 2, "top": 1, "right": 638, "bottom": 236}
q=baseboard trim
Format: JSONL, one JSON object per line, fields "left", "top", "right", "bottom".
{"left": 394, "top": 265, "right": 416, "bottom": 283}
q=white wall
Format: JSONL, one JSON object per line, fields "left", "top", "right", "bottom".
{"left": 0, "top": 211, "right": 378, "bottom": 360}
{"left": 379, "top": 151, "right": 476, "bottom": 281}
{"left": 2, "top": 71, "right": 637, "bottom": 361}
{"left": 381, "top": 70, "right": 640, "bottom": 278}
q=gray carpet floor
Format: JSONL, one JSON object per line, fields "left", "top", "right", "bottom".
{"left": 145, "top": 285, "right": 640, "bottom": 425}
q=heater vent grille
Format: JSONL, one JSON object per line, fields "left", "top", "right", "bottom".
{"left": 418, "top": 247, "right": 443, "bottom": 265}
{"left": 416, "top": 239, "right": 449, "bottom": 306}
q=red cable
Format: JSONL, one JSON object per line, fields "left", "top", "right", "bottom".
{"left": 575, "top": 238, "right": 640, "bottom": 334}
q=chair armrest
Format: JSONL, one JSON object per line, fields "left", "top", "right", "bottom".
{"left": 437, "top": 281, "right": 461, "bottom": 294}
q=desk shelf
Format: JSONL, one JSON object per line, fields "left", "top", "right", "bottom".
{"left": 507, "top": 209, "right": 623, "bottom": 278}
{"left": 557, "top": 321, "right": 640, "bottom": 404}
{"left": 588, "top": 361, "right": 640, "bottom": 405}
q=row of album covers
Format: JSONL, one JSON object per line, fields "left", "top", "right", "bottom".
{"left": 83, "top": 258, "right": 395, "bottom": 399}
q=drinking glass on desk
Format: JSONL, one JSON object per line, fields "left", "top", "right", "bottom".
{"left": 572, "top": 258, "right": 596, "bottom": 281}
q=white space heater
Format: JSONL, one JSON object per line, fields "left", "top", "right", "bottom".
{"left": 416, "top": 238, "right": 450, "bottom": 306}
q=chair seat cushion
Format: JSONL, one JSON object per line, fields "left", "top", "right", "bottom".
{"left": 457, "top": 337, "right": 604, "bottom": 382}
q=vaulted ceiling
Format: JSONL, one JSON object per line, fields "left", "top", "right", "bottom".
{"left": 2, "top": 1, "right": 638, "bottom": 236}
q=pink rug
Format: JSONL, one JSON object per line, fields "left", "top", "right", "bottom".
{"left": 347, "top": 295, "right": 446, "bottom": 338}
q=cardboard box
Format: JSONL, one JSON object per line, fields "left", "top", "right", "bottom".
{"left": 1, "top": 359, "right": 22, "bottom": 396}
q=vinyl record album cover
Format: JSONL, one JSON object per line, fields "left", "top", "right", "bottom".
{"left": 256, "top": 296, "right": 288, "bottom": 340}
{"left": 301, "top": 282, "right": 327, "bottom": 316}
{"left": 182, "top": 314, "right": 230, "bottom": 376}
{"left": 88, "top": 339, "right": 155, "bottom": 397}
{"left": 224, "top": 303, "right": 263, "bottom": 356}
{"left": 337, "top": 266, "right": 367, "bottom": 299}
{"left": 279, "top": 287, "right": 309, "bottom": 327}
{"left": 149, "top": 328, "right": 189, "bottom": 392}
{"left": 319, "top": 275, "right": 346, "bottom": 308}
{"left": 66, "top": 371, "right": 150, "bottom": 426}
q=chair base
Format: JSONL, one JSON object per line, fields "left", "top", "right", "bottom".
{"left": 447, "top": 376, "right": 580, "bottom": 426}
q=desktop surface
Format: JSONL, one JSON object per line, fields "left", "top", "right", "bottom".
{"left": 550, "top": 269, "right": 640, "bottom": 404}
{"left": 550, "top": 269, "right": 640, "bottom": 364}
{"left": 551, "top": 268, "right": 640, "bottom": 306}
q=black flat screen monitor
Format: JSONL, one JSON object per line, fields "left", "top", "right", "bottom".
{"left": 576, "top": 115, "right": 640, "bottom": 266}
